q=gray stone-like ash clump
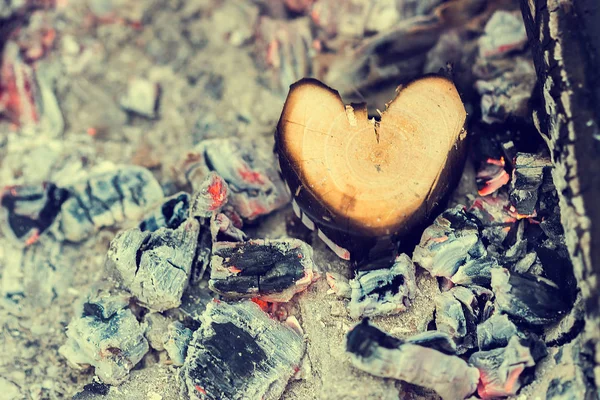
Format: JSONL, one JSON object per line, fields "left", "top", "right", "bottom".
{"left": 108, "top": 218, "right": 200, "bottom": 311}
{"left": 346, "top": 319, "right": 479, "bottom": 400}
{"left": 209, "top": 239, "right": 315, "bottom": 302}
{"left": 182, "top": 300, "right": 305, "bottom": 400}
{"left": 348, "top": 253, "right": 416, "bottom": 319}
{"left": 59, "top": 292, "right": 148, "bottom": 385}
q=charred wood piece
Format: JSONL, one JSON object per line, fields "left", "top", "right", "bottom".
{"left": 491, "top": 268, "right": 572, "bottom": 326}
{"left": 189, "top": 172, "right": 229, "bottom": 219}
{"left": 210, "top": 213, "right": 247, "bottom": 243}
{"left": 413, "top": 206, "right": 489, "bottom": 281}
{"left": 182, "top": 138, "right": 290, "bottom": 221}
{"left": 209, "top": 239, "right": 315, "bottom": 302}
{"left": 59, "top": 306, "right": 149, "bottom": 385}
{"left": 468, "top": 336, "right": 535, "bottom": 399}
{"left": 348, "top": 254, "right": 417, "bottom": 319}
{"left": 509, "top": 152, "right": 552, "bottom": 217}
{"left": 182, "top": 300, "right": 305, "bottom": 400}
{"left": 346, "top": 319, "right": 479, "bottom": 400}
{"left": 108, "top": 219, "right": 200, "bottom": 311}
{"left": 476, "top": 313, "right": 518, "bottom": 351}
{"left": 139, "top": 192, "right": 190, "bottom": 232}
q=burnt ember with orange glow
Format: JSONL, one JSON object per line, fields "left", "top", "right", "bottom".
{"left": 275, "top": 76, "right": 467, "bottom": 266}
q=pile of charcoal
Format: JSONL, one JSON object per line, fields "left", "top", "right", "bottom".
{"left": 0, "top": 138, "right": 583, "bottom": 400}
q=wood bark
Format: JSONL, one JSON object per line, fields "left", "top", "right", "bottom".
{"left": 520, "top": 0, "right": 600, "bottom": 392}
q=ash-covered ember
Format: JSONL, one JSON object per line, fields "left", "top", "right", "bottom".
{"left": 404, "top": 330, "right": 457, "bottom": 355}
{"left": 108, "top": 218, "right": 200, "bottom": 311}
{"left": 348, "top": 253, "right": 416, "bottom": 319}
{"left": 491, "top": 268, "right": 571, "bottom": 326}
{"left": 468, "top": 336, "right": 536, "bottom": 399}
{"left": 0, "top": 42, "right": 38, "bottom": 127}
{"left": 189, "top": 172, "right": 229, "bottom": 219}
{"left": 413, "top": 205, "right": 487, "bottom": 281}
{"left": 476, "top": 157, "right": 510, "bottom": 196}
{"left": 181, "top": 138, "right": 290, "bottom": 221}
{"left": 182, "top": 300, "right": 305, "bottom": 400}
{"left": 119, "top": 77, "right": 160, "bottom": 118}
{"left": 139, "top": 192, "right": 189, "bottom": 232}
{"left": 509, "top": 152, "right": 553, "bottom": 217}
{"left": 325, "top": 271, "right": 352, "bottom": 298}
{"left": 346, "top": 319, "right": 479, "bottom": 400}
{"left": 59, "top": 297, "right": 149, "bottom": 385}
{"left": 209, "top": 239, "right": 316, "bottom": 302}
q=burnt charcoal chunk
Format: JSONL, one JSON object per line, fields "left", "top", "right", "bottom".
{"left": 81, "top": 382, "right": 110, "bottom": 396}
{"left": 1, "top": 182, "right": 69, "bottom": 242}
{"left": 509, "top": 153, "right": 552, "bottom": 216}
{"left": 413, "top": 206, "right": 485, "bottom": 279}
{"left": 182, "top": 300, "right": 305, "bottom": 400}
{"left": 405, "top": 331, "right": 457, "bottom": 355}
{"left": 182, "top": 138, "right": 290, "bottom": 221}
{"left": 55, "top": 166, "right": 163, "bottom": 242}
{"left": 476, "top": 313, "right": 518, "bottom": 351}
{"left": 346, "top": 319, "right": 479, "bottom": 400}
{"left": 59, "top": 308, "right": 149, "bottom": 385}
{"left": 348, "top": 254, "right": 417, "bottom": 318}
{"left": 108, "top": 219, "right": 200, "bottom": 311}
{"left": 451, "top": 257, "right": 499, "bottom": 287}
{"left": 468, "top": 336, "right": 535, "bottom": 398}
{"left": 491, "top": 268, "right": 572, "bottom": 326}
{"left": 139, "top": 193, "right": 189, "bottom": 232}
{"left": 164, "top": 321, "right": 192, "bottom": 366}
{"left": 209, "top": 239, "right": 315, "bottom": 302}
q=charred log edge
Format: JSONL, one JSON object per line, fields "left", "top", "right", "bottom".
{"left": 275, "top": 75, "right": 467, "bottom": 264}
{"left": 520, "top": 0, "right": 600, "bottom": 314}
{"left": 545, "top": 316, "right": 585, "bottom": 347}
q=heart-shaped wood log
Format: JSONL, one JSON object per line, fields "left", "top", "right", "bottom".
{"left": 275, "top": 76, "right": 467, "bottom": 262}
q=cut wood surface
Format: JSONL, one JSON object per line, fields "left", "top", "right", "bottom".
{"left": 275, "top": 76, "right": 467, "bottom": 240}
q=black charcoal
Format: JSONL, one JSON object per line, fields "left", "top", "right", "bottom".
{"left": 348, "top": 254, "right": 416, "bottom": 319}
{"left": 182, "top": 300, "right": 305, "bottom": 400}
{"left": 509, "top": 153, "right": 552, "bottom": 216}
{"left": 164, "top": 321, "right": 192, "bottom": 366}
{"left": 209, "top": 239, "right": 315, "bottom": 302}
{"left": 189, "top": 172, "right": 229, "bottom": 219}
{"left": 139, "top": 192, "right": 190, "bottom": 232}
{"left": 82, "top": 289, "right": 131, "bottom": 322}
{"left": 53, "top": 166, "right": 163, "bottom": 242}
{"left": 59, "top": 307, "right": 149, "bottom": 385}
{"left": 108, "top": 219, "right": 200, "bottom": 311}
{"left": 413, "top": 206, "right": 484, "bottom": 279}
{"left": 0, "top": 182, "right": 69, "bottom": 244}
{"left": 476, "top": 313, "right": 518, "bottom": 351}
{"left": 346, "top": 319, "right": 479, "bottom": 400}
{"left": 405, "top": 331, "right": 457, "bottom": 355}
{"left": 491, "top": 268, "right": 571, "bottom": 326}
{"left": 468, "top": 336, "right": 535, "bottom": 399}
{"left": 181, "top": 138, "right": 290, "bottom": 221}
